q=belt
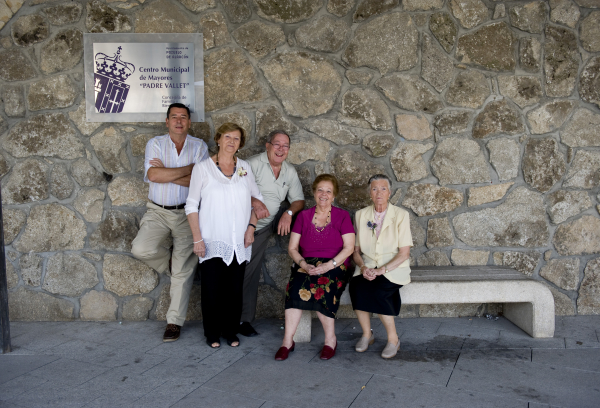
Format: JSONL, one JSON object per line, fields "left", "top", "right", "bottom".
{"left": 152, "top": 201, "right": 186, "bottom": 210}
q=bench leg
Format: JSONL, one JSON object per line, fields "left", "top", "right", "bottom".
{"left": 503, "top": 302, "right": 554, "bottom": 338}
{"left": 293, "top": 310, "right": 312, "bottom": 343}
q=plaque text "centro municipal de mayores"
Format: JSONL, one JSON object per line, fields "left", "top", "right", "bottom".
{"left": 93, "top": 42, "right": 195, "bottom": 115}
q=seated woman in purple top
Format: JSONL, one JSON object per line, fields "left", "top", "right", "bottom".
{"left": 275, "top": 174, "right": 355, "bottom": 361}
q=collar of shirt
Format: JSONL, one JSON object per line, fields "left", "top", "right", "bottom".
{"left": 168, "top": 134, "right": 189, "bottom": 156}
{"left": 259, "top": 151, "right": 287, "bottom": 184}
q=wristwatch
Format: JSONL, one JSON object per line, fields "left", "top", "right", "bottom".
{"left": 287, "top": 210, "right": 293, "bottom": 216}
{"left": 332, "top": 259, "right": 337, "bottom": 267}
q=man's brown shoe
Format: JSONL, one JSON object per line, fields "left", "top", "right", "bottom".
{"left": 163, "top": 324, "right": 181, "bottom": 342}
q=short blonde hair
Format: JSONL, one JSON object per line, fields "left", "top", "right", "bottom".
{"left": 312, "top": 174, "right": 339, "bottom": 197}
{"left": 214, "top": 122, "right": 246, "bottom": 150}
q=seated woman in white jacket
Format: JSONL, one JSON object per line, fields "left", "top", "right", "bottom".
{"left": 350, "top": 174, "right": 413, "bottom": 359}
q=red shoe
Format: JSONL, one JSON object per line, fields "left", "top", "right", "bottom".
{"left": 320, "top": 341, "right": 337, "bottom": 360}
{"left": 275, "top": 341, "right": 295, "bottom": 361}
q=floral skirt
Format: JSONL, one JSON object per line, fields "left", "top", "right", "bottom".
{"left": 284, "top": 257, "right": 349, "bottom": 319}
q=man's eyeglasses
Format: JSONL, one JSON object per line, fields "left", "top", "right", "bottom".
{"left": 268, "top": 142, "right": 290, "bottom": 150}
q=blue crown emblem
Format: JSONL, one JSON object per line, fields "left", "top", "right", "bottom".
{"left": 94, "top": 46, "right": 136, "bottom": 113}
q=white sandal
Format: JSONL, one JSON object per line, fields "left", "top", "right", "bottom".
{"left": 355, "top": 330, "right": 375, "bottom": 352}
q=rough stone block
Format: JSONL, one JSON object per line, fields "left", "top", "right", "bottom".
{"left": 19, "top": 253, "right": 43, "bottom": 287}
{"left": 577, "top": 258, "right": 600, "bottom": 314}
{"left": 451, "top": 249, "right": 489, "bottom": 266}
{"left": 2, "top": 208, "right": 26, "bottom": 245}
{"left": 103, "top": 254, "right": 158, "bottom": 297}
{"left": 468, "top": 183, "right": 513, "bottom": 207}
{"left": 426, "top": 217, "right": 454, "bottom": 248}
{"left": 343, "top": 12, "right": 418, "bottom": 74}
{"left": 43, "top": 253, "right": 99, "bottom": 297}
{"left": 340, "top": 87, "right": 391, "bottom": 130}
{"left": 122, "top": 297, "right": 154, "bottom": 321}
{"left": 27, "top": 71, "right": 78, "bottom": 111}
{"left": 80, "top": 290, "right": 118, "bottom": 321}
{"left": 9, "top": 287, "right": 74, "bottom": 321}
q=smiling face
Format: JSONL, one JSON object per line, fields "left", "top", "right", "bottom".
{"left": 314, "top": 180, "right": 335, "bottom": 209}
{"left": 369, "top": 179, "right": 391, "bottom": 209}
{"left": 216, "top": 129, "right": 242, "bottom": 155}
{"left": 265, "top": 133, "right": 290, "bottom": 166}
{"left": 165, "top": 107, "right": 191, "bottom": 139}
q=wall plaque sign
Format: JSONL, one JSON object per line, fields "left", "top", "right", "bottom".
{"left": 84, "top": 33, "right": 204, "bottom": 122}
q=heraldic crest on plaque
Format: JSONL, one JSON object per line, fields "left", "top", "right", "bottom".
{"left": 94, "top": 46, "right": 135, "bottom": 113}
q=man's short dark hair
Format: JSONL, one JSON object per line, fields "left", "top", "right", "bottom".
{"left": 266, "top": 130, "right": 291, "bottom": 144}
{"left": 167, "top": 103, "right": 190, "bottom": 118}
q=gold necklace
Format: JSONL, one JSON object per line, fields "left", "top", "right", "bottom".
{"left": 313, "top": 208, "right": 331, "bottom": 232}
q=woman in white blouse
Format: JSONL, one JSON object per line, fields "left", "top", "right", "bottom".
{"left": 185, "top": 123, "right": 263, "bottom": 349}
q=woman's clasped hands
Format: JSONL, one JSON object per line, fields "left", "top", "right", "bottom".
{"left": 361, "top": 265, "right": 384, "bottom": 281}
{"left": 300, "top": 260, "right": 333, "bottom": 276}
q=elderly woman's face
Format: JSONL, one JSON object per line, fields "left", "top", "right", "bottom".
{"left": 314, "top": 180, "right": 335, "bottom": 208}
{"left": 370, "top": 179, "right": 391, "bottom": 207}
{"left": 217, "top": 130, "right": 242, "bottom": 153}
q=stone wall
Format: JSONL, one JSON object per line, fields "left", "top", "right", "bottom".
{"left": 1, "top": 0, "right": 599, "bottom": 321}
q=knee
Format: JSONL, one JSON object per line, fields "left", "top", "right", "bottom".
{"left": 131, "top": 242, "right": 157, "bottom": 260}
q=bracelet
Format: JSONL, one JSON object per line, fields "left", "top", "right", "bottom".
{"left": 193, "top": 239, "right": 204, "bottom": 243}
{"left": 248, "top": 223, "right": 256, "bottom": 229}
{"left": 298, "top": 258, "right": 305, "bottom": 265}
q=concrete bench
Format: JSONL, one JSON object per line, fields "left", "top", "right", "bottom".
{"left": 292, "top": 266, "right": 555, "bottom": 342}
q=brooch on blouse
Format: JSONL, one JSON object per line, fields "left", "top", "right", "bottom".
{"left": 367, "top": 220, "right": 377, "bottom": 235}
{"left": 237, "top": 167, "right": 248, "bottom": 177}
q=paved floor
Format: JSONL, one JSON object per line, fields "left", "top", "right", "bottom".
{"left": 1, "top": 315, "right": 599, "bottom": 408}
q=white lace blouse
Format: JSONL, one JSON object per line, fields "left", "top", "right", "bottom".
{"left": 185, "top": 157, "right": 264, "bottom": 265}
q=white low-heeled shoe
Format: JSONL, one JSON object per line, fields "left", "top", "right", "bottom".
{"left": 381, "top": 340, "right": 401, "bottom": 359}
{"left": 355, "top": 330, "right": 375, "bottom": 352}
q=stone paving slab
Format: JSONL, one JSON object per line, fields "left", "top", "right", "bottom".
{"left": 459, "top": 348, "right": 532, "bottom": 363}
{"left": 202, "top": 352, "right": 372, "bottom": 408}
{"left": 462, "top": 333, "right": 566, "bottom": 350}
{"left": 88, "top": 348, "right": 169, "bottom": 374}
{"left": 171, "top": 386, "right": 266, "bottom": 408}
{"left": 1, "top": 316, "right": 599, "bottom": 407}
{"left": 141, "top": 349, "right": 246, "bottom": 381}
{"left": 0, "top": 373, "right": 50, "bottom": 403}
{"left": 565, "top": 338, "right": 600, "bottom": 349}
{"left": 27, "top": 358, "right": 111, "bottom": 387}
{"left": 532, "top": 348, "right": 600, "bottom": 372}
{"left": 74, "top": 366, "right": 168, "bottom": 408}
{"left": 0, "top": 354, "right": 59, "bottom": 385}
{"left": 436, "top": 321, "right": 501, "bottom": 339}
{"left": 313, "top": 349, "right": 459, "bottom": 386}
{"left": 129, "top": 378, "right": 204, "bottom": 408}
{"left": 448, "top": 349, "right": 600, "bottom": 408}
{"left": 555, "top": 316, "right": 600, "bottom": 342}
{"left": 350, "top": 374, "right": 527, "bottom": 408}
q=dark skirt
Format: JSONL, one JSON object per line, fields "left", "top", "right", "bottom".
{"left": 349, "top": 274, "right": 403, "bottom": 316}
{"left": 285, "top": 257, "right": 349, "bottom": 318}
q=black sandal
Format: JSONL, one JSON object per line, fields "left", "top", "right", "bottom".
{"left": 206, "top": 338, "right": 221, "bottom": 348}
{"left": 226, "top": 335, "right": 240, "bottom": 347}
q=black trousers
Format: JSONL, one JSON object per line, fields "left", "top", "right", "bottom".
{"left": 200, "top": 257, "right": 246, "bottom": 340}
